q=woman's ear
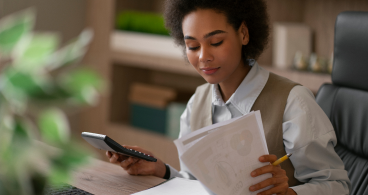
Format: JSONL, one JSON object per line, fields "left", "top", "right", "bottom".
{"left": 238, "top": 22, "right": 249, "bottom": 45}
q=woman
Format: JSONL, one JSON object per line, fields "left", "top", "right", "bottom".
{"left": 107, "top": 0, "right": 350, "bottom": 194}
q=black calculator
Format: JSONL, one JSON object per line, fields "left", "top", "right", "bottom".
{"left": 81, "top": 132, "right": 157, "bottom": 162}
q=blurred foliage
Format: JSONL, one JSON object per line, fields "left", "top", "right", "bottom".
{"left": 116, "top": 11, "right": 170, "bottom": 36}
{"left": 0, "top": 8, "right": 104, "bottom": 195}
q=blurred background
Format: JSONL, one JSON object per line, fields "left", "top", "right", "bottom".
{"left": 1, "top": 0, "right": 368, "bottom": 171}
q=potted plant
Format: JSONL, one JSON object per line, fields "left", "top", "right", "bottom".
{"left": 0, "top": 9, "right": 104, "bottom": 195}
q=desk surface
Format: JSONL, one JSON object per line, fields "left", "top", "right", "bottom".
{"left": 70, "top": 158, "right": 165, "bottom": 195}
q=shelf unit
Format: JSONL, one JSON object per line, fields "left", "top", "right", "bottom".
{"left": 111, "top": 30, "right": 331, "bottom": 93}
{"left": 80, "top": 0, "right": 368, "bottom": 170}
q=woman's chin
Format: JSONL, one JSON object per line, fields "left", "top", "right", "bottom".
{"left": 196, "top": 70, "right": 223, "bottom": 84}
{"left": 203, "top": 76, "right": 221, "bottom": 85}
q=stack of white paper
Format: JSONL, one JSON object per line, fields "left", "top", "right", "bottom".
{"left": 132, "top": 177, "right": 210, "bottom": 195}
{"left": 174, "top": 111, "right": 271, "bottom": 195}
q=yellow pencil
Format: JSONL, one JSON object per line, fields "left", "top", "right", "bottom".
{"left": 272, "top": 153, "right": 292, "bottom": 166}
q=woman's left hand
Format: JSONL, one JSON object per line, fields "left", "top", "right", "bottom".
{"left": 249, "top": 155, "right": 296, "bottom": 195}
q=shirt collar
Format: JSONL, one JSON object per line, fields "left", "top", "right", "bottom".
{"left": 211, "top": 62, "right": 269, "bottom": 115}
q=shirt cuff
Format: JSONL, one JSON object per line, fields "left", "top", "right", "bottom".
{"left": 290, "top": 181, "right": 350, "bottom": 195}
{"left": 168, "top": 164, "right": 182, "bottom": 179}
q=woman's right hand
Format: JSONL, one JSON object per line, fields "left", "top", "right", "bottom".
{"left": 106, "top": 145, "right": 167, "bottom": 178}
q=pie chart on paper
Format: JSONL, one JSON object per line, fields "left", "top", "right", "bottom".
{"left": 230, "top": 130, "right": 253, "bottom": 156}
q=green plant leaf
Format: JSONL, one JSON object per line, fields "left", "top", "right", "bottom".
{"left": 13, "top": 33, "right": 59, "bottom": 72}
{"left": 2, "top": 67, "right": 74, "bottom": 101}
{"left": 0, "top": 8, "right": 35, "bottom": 54}
{"left": 0, "top": 82, "right": 28, "bottom": 114}
{"left": 48, "top": 29, "right": 93, "bottom": 70}
{"left": 3, "top": 67, "right": 47, "bottom": 97}
{"left": 56, "top": 144, "right": 90, "bottom": 168}
{"left": 0, "top": 115, "right": 15, "bottom": 155}
{"left": 48, "top": 167, "right": 71, "bottom": 185}
{"left": 28, "top": 84, "right": 72, "bottom": 101}
{"left": 48, "top": 142, "right": 91, "bottom": 184}
{"left": 38, "top": 108, "right": 70, "bottom": 144}
{"left": 59, "top": 68, "right": 103, "bottom": 105}
{"left": 11, "top": 119, "right": 32, "bottom": 152}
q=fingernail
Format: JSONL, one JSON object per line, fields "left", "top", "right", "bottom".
{"left": 249, "top": 186, "right": 255, "bottom": 191}
{"left": 251, "top": 171, "right": 256, "bottom": 176}
{"left": 260, "top": 157, "right": 265, "bottom": 161}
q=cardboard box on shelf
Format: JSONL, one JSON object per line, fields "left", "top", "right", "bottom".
{"left": 273, "top": 23, "right": 312, "bottom": 70}
{"left": 129, "top": 83, "right": 177, "bottom": 108}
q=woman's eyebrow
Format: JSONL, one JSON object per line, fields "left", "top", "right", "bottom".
{"left": 204, "top": 30, "right": 226, "bottom": 38}
{"left": 184, "top": 30, "right": 227, "bottom": 40}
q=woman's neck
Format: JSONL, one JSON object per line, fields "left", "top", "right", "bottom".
{"left": 218, "top": 61, "right": 251, "bottom": 102}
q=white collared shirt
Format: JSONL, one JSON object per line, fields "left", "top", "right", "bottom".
{"left": 169, "top": 63, "right": 350, "bottom": 195}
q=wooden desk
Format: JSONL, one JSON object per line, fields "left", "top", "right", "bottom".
{"left": 70, "top": 158, "right": 165, "bottom": 195}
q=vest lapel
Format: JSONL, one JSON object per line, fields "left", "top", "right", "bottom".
{"left": 190, "top": 83, "right": 212, "bottom": 131}
{"left": 251, "top": 72, "right": 301, "bottom": 186}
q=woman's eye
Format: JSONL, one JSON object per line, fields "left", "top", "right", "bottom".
{"left": 188, "top": 46, "right": 200, "bottom": 51}
{"left": 211, "top": 40, "right": 223, "bottom": 46}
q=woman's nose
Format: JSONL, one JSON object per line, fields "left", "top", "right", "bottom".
{"left": 199, "top": 46, "right": 214, "bottom": 63}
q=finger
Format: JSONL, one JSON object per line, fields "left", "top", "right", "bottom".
{"left": 109, "top": 153, "right": 119, "bottom": 163}
{"left": 106, "top": 151, "right": 111, "bottom": 158}
{"left": 127, "top": 159, "right": 156, "bottom": 176}
{"left": 120, "top": 157, "right": 140, "bottom": 170}
{"left": 126, "top": 160, "right": 144, "bottom": 175}
{"left": 249, "top": 177, "right": 288, "bottom": 192}
{"left": 251, "top": 165, "right": 278, "bottom": 177}
{"left": 256, "top": 182, "right": 289, "bottom": 195}
{"left": 117, "top": 154, "right": 129, "bottom": 162}
{"left": 259, "top": 155, "right": 278, "bottom": 163}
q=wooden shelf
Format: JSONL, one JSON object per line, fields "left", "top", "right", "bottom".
{"left": 110, "top": 30, "right": 198, "bottom": 77}
{"left": 110, "top": 30, "right": 331, "bottom": 93}
{"left": 263, "top": 66, "right": 331, "bottom": 93}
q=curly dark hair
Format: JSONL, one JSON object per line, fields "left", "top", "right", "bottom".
{"left": 164, "top": 0, "right": 269, "bottom": 61}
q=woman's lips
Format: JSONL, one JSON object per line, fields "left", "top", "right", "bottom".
{"left": 200, "top": 67, "right": 220, "bottom": 75}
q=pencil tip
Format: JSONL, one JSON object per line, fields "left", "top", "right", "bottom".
{"left": 287, "top": 153, "right": 292, "bottom": 158}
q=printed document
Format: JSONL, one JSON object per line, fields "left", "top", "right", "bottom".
{"left": 175, "top": 111, "right": 272, "bottom": 195}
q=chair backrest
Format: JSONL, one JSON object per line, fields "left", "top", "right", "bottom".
{"left": 315, "top": 11, "right": 368, "bottom": 195}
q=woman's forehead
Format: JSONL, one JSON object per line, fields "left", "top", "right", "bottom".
{"left": 182, "top": 9, "right": 232, "bottom": 38}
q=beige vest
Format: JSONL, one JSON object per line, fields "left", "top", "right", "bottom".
{"left": 190, "top": 72, "right": 302, "bottom": 187}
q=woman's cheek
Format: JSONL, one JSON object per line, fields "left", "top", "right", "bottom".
{"left": 187, "top": 52, "right": 199, "bottom": 68}
{"left": 219, "top": 43, "right": 242, "bottom": 64}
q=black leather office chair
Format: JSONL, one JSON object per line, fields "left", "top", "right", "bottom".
{"left": 315, "top": 11, "right": 368, "bottom": 195}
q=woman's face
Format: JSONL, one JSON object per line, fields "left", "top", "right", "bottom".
{"left": 182, "top": 9, "right": 249, "bottom": 85}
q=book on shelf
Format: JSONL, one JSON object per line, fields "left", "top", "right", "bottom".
{"left": 129, "top": 83, "right": 185, "bottom": 137}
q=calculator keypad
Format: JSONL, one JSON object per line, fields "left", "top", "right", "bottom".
{"left": 121, "top": 146, "right": 156, "bottom": 162}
